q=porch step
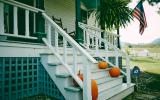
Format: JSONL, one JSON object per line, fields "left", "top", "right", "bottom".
{"left": 96, "top": 75, "right": 123, "bottom": 85}
{"left": 98, "top": 76, "right": 123, "bottom": 93}
{"left": 64, "top": 86, "right": 81, "bottom": 92}
{"left": 55, "top": 73, "right": 71, "bottom": 78}
{"left": 98, "top": 83, "right": 135, "bottom": 100}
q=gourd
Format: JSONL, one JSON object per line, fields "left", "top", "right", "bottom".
{"left": 109, "top": 67, "right": 121, "bottom": 77}
{"left": 98, "top": 61, "right": 108, "bottom": 69}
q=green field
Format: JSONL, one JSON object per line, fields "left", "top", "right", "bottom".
{"left": 129, "top": 57, "right": 160, "bottom": 74}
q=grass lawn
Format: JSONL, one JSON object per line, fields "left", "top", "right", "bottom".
{"left": 127, "top": 57, "right": 160, "bottom": 74}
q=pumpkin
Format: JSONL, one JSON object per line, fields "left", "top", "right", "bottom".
{"left": 98, "top": 61, "right": 108, "bottom": 69}
{"left": 109, "top": 67, "right": 121, "bottom": 77}
{"left": 73, "top": 70, "right": 83, "bottom": 87}
{"left": 91, "top": 79, "right": 98, "bottom": 100}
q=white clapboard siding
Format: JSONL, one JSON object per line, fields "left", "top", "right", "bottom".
{"left": 44, "top": 0, "right": 75, "bottom": 33}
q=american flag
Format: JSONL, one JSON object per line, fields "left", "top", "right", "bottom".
{"left": 132, "top": 1, "right": 147, "bottom": 35}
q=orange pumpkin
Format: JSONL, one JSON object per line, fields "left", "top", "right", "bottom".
{"left": 73, "top": 71, "right": 83, "bottom": 87}
{"left": 98, "top": 61, "right": 108, "bottom": 69}
{"left": 109, "top": 67, "right": 121, "bottom": 77}
{"left": 91, "top": 79, "right": 98, "bottom": 100}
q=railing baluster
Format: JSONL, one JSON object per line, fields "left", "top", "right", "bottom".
{"left": 86, "top": 29, "right": 90, "bottom": 49}
{"left": 83, "top": 28, "right": 86, "bottom": 45}
{"left": 13, "top": 6, "right": 18, "bottom": 35}
{"left": 55, "top": 29, "right": 58, "bottom": 49}
{"left": 73, "top": 47, "right": 77, "bottom": 74}
{"left": 105, "top": 42, "right": 108, "bottom": 62}
{"left": 47, "top": 22, "right": 51, "bottom": 44}
{"left": 63, "top": 38, "right": 67, "bottom": 63}
{"left": 25, "top": 10, "right": 30, "bottom": 37}
{"left": 95, "top": 37, "right": 98, "bottom": 53}
{"left": 115, "top": 47, "right": 119, "bottom": 67}
{"left": 0, "top": 2, "right": 4, "bottom": 34}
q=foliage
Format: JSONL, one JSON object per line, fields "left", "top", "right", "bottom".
{"left": 95, "top": 0, "right": 133, "bottom": 30}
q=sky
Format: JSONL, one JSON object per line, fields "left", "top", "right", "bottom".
{"left": 120, "top": 0, "right": 160, "bottom": 44}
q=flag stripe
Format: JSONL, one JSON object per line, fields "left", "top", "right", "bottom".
{"left": 132, "top": 1, "right": 147, "bottom": 35}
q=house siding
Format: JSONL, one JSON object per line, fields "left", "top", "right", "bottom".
{"left": 44, "top": 0, "right": 76, "bottom": 33}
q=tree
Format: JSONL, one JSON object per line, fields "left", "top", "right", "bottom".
{"left": 95, "top": 0, "right": 133, "bottom": 48}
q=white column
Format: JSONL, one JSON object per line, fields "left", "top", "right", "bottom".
{"left": 126, "top": 55, "right": 131, "bottom": 84}
{"left": 47, "top": 22, "right": 51, "bottom": 44}
{"left": 83, "top": 57, "right": 92, "bottom": 100}
{"left": 13, "top": 6, "right": 18, "bottom": 35}
{"left": 0, "top": 3, "right": 4, "bottom": 34}
{"left": 25, "top": 10, "right": 30, "bottom": 37}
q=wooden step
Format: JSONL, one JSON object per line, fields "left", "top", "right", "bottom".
{"left": 98, "top": 83, "right": 135, "bottom": 100}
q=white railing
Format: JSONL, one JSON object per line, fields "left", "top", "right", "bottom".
{"left": 79, "top": 22, "right": 131, "bottom": 84}
{"left": 42, "top": 13, "right": 98, "bottom": 100}
{"left": 0, "top": 0, "right": 44, "bottom": 39}
{"left": 79, "top": 22, "right": 119, "bottom": 48}
{"left": 0, "top": 0, "right": 97, "bottom": 99}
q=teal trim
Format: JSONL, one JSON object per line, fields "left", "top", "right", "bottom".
{"left": 81, "top": 0, "right": 100, "bottom": 10}
{"left": 75, "top": 0, "right": 82, "bottom": 43}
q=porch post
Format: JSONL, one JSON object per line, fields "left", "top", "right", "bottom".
{"left": 75, "top": 0, "right": 82, "bottom": 43}
{"left": 0, "top": 2, "right": 4, "bottom": 34}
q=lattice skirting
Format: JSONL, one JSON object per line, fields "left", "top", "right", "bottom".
{"left": 0, "top": 57, "right": 65, "bottom": 100}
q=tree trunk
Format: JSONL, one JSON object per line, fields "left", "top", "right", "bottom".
{"left": 117, "top": 28, "right": 121, "bottom": 49}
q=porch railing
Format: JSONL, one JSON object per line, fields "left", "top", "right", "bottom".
{"left": 0, "top": 0, "right": 98, "bottom": 99}
{"left": 79, "top": 22, "right": 119, "bottom": 48}
{"left": 79, "top": 22, "right": 131, "bottom": 84}
{"left": 0, "top": 0, "right": 44, "bottom": 39}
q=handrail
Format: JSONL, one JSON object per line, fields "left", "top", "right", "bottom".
{"left": 43, "top": 38, "right": 83, "bottom": 88}
{"left": 0, "top": 0, "right": 44, "bottom": 13}
{"left": 78, "top": 22, "right": 120, "bottom": 37}
{"left": 42, "top": 13, "right": 97, "bottom": 64}
{"left": 79, "top": 23, "right": 131, "bottom": 84}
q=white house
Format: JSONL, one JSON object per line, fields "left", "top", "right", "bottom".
{"left": 0, "top": 0, "right": 134, "bottom": 100}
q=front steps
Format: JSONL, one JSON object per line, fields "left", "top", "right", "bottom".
{"left": 40, "top": 52, "right": 134, "bottom": 100}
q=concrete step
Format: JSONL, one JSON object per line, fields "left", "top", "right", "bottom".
{"left": 98, "top": 83, "right": 135, "bottom": 100}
